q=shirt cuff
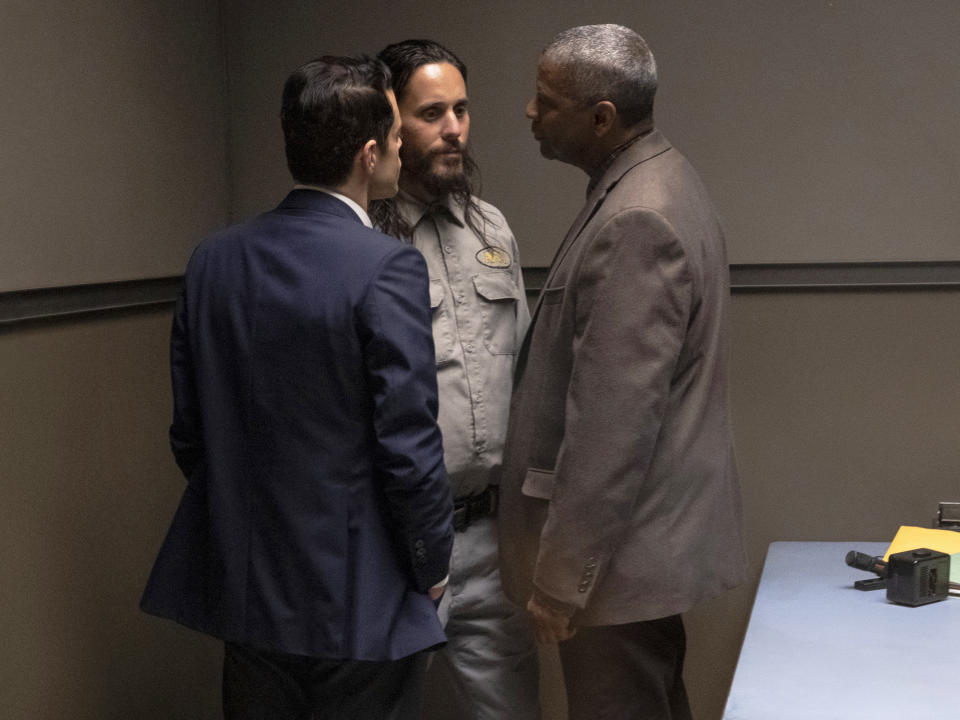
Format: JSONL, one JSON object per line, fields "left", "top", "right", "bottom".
{"left": 431, "top": 575, "right": 449, "bottom": 591}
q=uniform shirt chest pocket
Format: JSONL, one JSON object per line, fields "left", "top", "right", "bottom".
{"left": 473, "top": 271, "right": 521, "bottom": 355}
{"left": 429, "top": 278, "right": 456, "bottom": 364}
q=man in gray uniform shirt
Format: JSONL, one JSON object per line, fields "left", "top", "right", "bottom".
{"left": 372, "top": 39, "right": 540, "bottom": 720}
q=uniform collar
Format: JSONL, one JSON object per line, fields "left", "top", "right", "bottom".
{"left": 397, "top": 189, "right": 466, "bottom": 229}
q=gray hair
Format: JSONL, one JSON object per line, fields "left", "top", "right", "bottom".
{"left": 542, "top": 24, "right": 657, "bottom": 127}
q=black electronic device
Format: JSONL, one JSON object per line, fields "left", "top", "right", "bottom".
{"left": 885, "top": 548, "right": 950, "bottom": 606}
{"left": 845, "top": 550, "right": 888, "bottom": 591}
{"left": 845, "top": 547, "right": 952, "bottom": 604}
{"left": 935, "top": 501, "right": 960, "bottom": 531}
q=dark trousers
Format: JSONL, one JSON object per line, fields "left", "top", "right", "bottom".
{"left": 222, "top": 642, "right": 429, "bottom": 720}
{"left": 558, "top": 615, "right": 692, "bottom": 720}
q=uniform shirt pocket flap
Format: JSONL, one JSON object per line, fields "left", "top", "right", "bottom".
{"left": 473, "top": 272, "right": 519, "bottom": 302}
{"left": 521, "top": 468, "right": 555, "bottom": 499}
{"left": 428, "top": 279, "right": 445, "bottom": 309}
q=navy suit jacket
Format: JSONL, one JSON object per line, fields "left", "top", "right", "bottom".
{"left": 141, "top": 190, "right": 454, "bottom": 661}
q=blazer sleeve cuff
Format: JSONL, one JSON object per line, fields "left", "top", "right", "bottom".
{"left": 532, "top": 584, "right": 578, "bottom": 617}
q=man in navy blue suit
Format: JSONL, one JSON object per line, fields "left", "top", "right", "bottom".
{"left": 141, "top": 55, "right": 454, "bottom": 719}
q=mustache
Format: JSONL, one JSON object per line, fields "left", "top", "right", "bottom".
{"left": 400, "top": 143, "right": 463, "bottom": 170}
{"left": 430, "top": 142, "right": 463, "bottom": 155}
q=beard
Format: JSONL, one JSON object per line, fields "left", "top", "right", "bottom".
{"left": 370, "top": 141, "right": 485, "bottom": 241}
{"left": 400, "top": 141, "right": 477, "bottom": 200}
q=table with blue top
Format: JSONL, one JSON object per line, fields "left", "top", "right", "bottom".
{"left": 723, "top": 541, "right": 959, "bottom": 719}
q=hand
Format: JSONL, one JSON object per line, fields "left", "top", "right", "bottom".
{"left": 526, "top": 593, "right": 577, "bottom": 645}
{"left": 429, "top": 579, "right": 447, "bottom": 605}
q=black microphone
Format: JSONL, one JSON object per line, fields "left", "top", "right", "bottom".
{"left": 845, "top": 550, "right": 888, "bottom": 578}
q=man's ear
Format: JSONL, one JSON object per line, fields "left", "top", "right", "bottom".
{"left": 592, "top": 101, "right": 618, "bottom": 137}
{"left": 361, "top": 138, "right": 378, "bottom": 175}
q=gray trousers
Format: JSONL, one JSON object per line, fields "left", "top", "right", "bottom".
{"left": 424, "top": 515, "right": 540, "bottom": 720}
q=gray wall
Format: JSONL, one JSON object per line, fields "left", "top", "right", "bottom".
{"left": 225, "top": 0, "right": 960, "bottom": 266}
{"left": 0, "top": 0, "right": 228, "bottom": 292}
{"left": 2, "top": 1, "right": 959, "bottom": 719}
{"left": 1, "top": 309, "right": 222, "bottom": 719}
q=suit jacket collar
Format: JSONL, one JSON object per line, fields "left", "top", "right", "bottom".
{"left": 277, "top": 188, "right": 366, "bottom": 226}
{"left": 532, "top": 129, "right": 673, "bottom": 318}
{"left": 571, "top": 129, "right": 672, "bottom": 248}
{"left": 592, "top": 129, "right": 672, "bottom": 195}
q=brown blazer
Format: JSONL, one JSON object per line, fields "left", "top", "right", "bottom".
{"left": 498, "top": 130, "right": 747, "bottom": 626}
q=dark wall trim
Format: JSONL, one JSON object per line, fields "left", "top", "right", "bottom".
{"left": 729, "top": 261, "right": 960, "bottom": 291}
{"left": 524, "top": 261, "right": 960, "bottom": 296}
{"left": 0, "top": 277, "right": 181, "bottom": 326}
{"left": 3, "top": 262, "right": 960, "bottom": 325}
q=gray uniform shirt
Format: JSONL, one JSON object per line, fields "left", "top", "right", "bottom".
{"left": 397, "top": 191, "right": 529, "bottom": 499}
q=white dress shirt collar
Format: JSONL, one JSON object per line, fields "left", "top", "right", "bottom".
{"left": 294, "top": 184, "right": 372, "bottom": 228}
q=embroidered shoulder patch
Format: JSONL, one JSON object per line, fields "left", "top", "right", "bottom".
{"left": 475, "top": 247, "right": 511, "bottom": 268}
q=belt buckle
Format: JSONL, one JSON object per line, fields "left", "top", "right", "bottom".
{"left": 452, "top": 486, "right": 497, "bottom": 532}
{"left": 484, "top": 485, "right": 499, "bottom": 515}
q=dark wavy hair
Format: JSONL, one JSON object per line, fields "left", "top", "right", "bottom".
{"left": 281, "top": 55, "right": 393, "bottom": 187}
{"left": 370, "top": 40, "right": 490, "bottom": 243}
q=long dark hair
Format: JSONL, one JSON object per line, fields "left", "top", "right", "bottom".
{"left": 370, "top": 39, "right": 491, "bottom": 243}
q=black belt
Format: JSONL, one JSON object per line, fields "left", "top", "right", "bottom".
{"left": 452, "top": 485, "right": 498, "bottom": 532}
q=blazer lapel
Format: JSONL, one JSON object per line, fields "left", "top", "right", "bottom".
{"left": 528, "top": 130, "right": 673, "bottom": 322}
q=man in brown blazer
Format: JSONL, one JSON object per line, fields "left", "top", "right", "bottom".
{"left": 498, "top": 24, "right": 748, "bottom": 720}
